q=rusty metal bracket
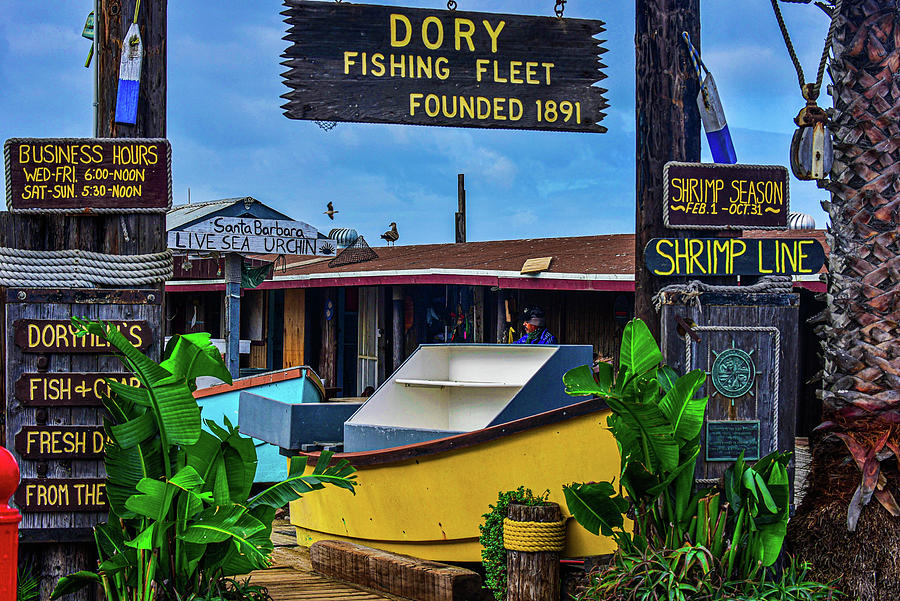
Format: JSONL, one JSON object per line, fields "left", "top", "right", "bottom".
{"left": 675, "top": 315, "right": 701, "bottom": 343}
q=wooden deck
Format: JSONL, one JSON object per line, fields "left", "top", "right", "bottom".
{"left": 249, "top": 523, "right": 408, "bottom": 601}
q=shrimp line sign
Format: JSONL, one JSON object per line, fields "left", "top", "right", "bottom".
{"left": 281, "top": 1, "right": 608, "bottom": 132}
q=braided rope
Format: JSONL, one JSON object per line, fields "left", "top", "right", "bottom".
{"left": 652, "top": 276, "right": 794, "bottom": 312}
{"left": 770, "top": 0, "right": 843, "bottom": 99}
{"left": 0, "top": 248, "right": 172, "bottom": 288}
{"left": 502, "top": 518, "right": 566, "bottom": 552}
{"left": 684, "top": 325, "right": 781, "bottom": 453}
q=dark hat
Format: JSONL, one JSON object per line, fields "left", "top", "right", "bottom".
{"left": 522, "top": 306, "right": 546, "bottom": 327}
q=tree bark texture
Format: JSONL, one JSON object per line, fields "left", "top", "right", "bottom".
{"left": 634, "top": 0, "right": 702, "bottom": 340}
{"left": 505, "top": 503, "right": 561, "bottom": 601}
{"left": 789, "top": 3, "right": 900, "bottom": 600}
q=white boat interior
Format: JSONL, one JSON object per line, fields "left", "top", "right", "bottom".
{"left": 344, "top": 344, "right": 592, "bottom": 452}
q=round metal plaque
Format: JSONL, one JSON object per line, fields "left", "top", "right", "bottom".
{"left": 711, "top": 346, "right": 756, "bottom": 399}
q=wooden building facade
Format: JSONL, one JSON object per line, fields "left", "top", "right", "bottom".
{"left": 166, "top": 228, "right": 826, "bottom": 401}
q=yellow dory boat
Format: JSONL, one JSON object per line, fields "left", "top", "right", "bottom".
{"left": 240, "top": 344, "right": 620, "bottom": 562}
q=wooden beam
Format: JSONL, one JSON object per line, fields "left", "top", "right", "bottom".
{"left": 634, "top": 0, "right": 702, "bottom": 339}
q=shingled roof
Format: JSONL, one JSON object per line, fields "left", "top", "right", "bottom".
{"left": 167, "top": 230, "right": 828, "bottom": 293}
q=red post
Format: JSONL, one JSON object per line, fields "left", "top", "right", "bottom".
{"left": 0, "top": 447, "right": 21, "bottom": 601}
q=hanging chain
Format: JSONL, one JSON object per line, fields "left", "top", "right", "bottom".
{"left": 555, "top": 0, "right": 566, "bottom": 18}
{"left": 447, "top": 0, "right": 457, "bottom": 10}
{"left": 770, "top": 0, "right": 843, "bottom": 100}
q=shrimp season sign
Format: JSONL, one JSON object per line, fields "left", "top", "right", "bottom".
{"left": 280, "top": 1, "right": 608, "bottom": 132}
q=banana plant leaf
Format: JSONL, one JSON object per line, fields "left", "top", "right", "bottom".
{"left": 179, "top": 506, "right": 270, "bottom": 570}
{"left": 249, "top": 451, "right": 357, "bottom": 509}
{"left": 161, "top": 332, "right": 232, "bottom": 385}
{"left": 657, "top": 365, "right": 679, "bottom": 393}
{"left": 658, "top": 370, "right": 708, "bottom": 443}
{"left": 563, "top": 481, "right": 628, "bottom": 536}
{"left": 604, "top": 395, "right": 679, "bottom": 473}
{"left": 563, "top": 363, "right": 614, "bottom": 397}
{"left": 76, "top": 319, "right": 203, "bottom": 446}
{"left": 618, "top": 319, "right": 663, "bottom": 381}
{"left": 50, "top": 571, "right": 102, "bottom": 600}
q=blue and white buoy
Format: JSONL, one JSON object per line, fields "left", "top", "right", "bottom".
{"left": 684, "top": 33, "right": 737, "bottom": 164}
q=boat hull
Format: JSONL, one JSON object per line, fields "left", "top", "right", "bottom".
{"left": 289, "top": 402, "right": 620, "bottom": 561}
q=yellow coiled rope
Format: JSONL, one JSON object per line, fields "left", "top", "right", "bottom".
{"left": 502, "top": 518, "right": 566, "bottom": 552}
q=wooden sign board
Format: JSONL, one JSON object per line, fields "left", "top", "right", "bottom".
{"left": 5, "top": 289, "right": 161, "bottom": 539}
{"left": 4, "top": 138, "right": 171, "bottom": 213}
{"left": 644, "top": 238, "right": 825, "bottom": 277}
{"left": 15, "top": 426, "right": 107, "bottom": 460}
{"left": 15, "top": 478, "right": 108, "bottom": 512}
{"left": 15, "top": 372, "right": 139, "bottom": 406}
{"left": 184, "top": 216, "right": 317, "bottom": 239}
{"left": 168, "top": 230, "right": 338, "bottom": 256}
{"left": 663, "top": 162, "right": 789, "bottom": 230}
{"left": 14, "top": 319, "right": 152, "bottom": 353}
{"left": 281, "top": 1, "right": 608, "bottom": 132}
{"left": 706, "top": 420, "right": 760, "bottom": 462}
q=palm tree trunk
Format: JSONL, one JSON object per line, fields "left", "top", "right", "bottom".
{"left": 788, "top": 2, "right": 900, "bottom": 599}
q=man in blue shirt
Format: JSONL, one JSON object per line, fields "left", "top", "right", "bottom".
{"left": 514, "top": 306, "right": 557, "bottom": 344}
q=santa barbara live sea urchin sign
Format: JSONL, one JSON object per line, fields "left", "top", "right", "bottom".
{"left": 168, "top": 215, "right": 338, "bottom": 256}
{"left": 280, "top": 1, "right": 608, "bottom": 132}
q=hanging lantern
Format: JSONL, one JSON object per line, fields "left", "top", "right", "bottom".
{"left": 789, "top": 85, "right": 833, "bottom": 181}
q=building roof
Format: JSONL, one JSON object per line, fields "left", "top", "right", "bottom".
{"left": 167, "top": 197, "right": 293, "bottom": 231}
{"left": 167, "top": 230, "right": 828, "bottom": 293}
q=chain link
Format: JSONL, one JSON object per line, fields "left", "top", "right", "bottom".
{"left": 554, "top": 0, "right": 566, "bottom": 18}
{"left": 447, "top": 0, "right": 457, "bottom": 10}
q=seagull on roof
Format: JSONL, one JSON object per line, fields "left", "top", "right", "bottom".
{"left": 380, "top": 222, "right": 399, "bottom": 246}
{"left": 324, "top": 201, "right": 339, "bottom": 220}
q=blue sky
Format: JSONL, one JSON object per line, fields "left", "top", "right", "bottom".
{"left": 0, "top": 1, "right": 833, "bottom": 245}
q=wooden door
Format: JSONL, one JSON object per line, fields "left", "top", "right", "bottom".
{"left": 357, "top": 287, "right": 379, "bottom": 395}
{"left": 283, "top": 289, "right": 305, "bottom": 368}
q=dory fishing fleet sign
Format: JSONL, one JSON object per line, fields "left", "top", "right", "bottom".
{"left": 280, "top": 1, "right": 609, "bottom": 132}
{"left": 4, "top": 138, "right": 172, "bottom": 213}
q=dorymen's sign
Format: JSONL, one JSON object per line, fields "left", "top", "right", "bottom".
{"left": 281, "top": 1, "right": 608, "bottom": 132}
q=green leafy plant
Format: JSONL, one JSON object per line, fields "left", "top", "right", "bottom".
{"left": 721, "top": 556, "right": 843, "bottom": 601}
{"left": 478, "top": 487, "right": 549, "bottom": 601}
{"left": 178, "top": 575, "right": 274, "bottom": 601}
{"left": 578, "top": 545, "right": 720, "bottom": 601}
{"left": 17, "top": 560, "right": 40, "bottom": 601}
{"left": 562, "top": 318, "right": 793, "bottom": 583}
{"left": 51, "top": 318, "right": 357, "bottom": 601}
{"left": 563, "top": 318, "right": 709, "bottom": 553}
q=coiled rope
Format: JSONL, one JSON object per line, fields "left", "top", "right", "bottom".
{"left": 652, "top": 275, "right": 794, "bottom": 312}
{"left": 0, "top": 248, "right": 172, "bottom": 287}
{"left": 502, "top": 518, "right": 566, "bottom": 552}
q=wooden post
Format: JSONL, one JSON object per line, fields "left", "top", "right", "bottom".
{"left": 1, "top": 3, "right": 168, "bottom": 600}
{"left": 392, "top": 286, "right": 403, "bottom": 370}
{"left": 506, "top": 503, "right": 562, "bottom": 601}
{"left": 496, "top": 291, "right": 506, "bottom": 343}
{"left": 224, "top": 253, "right": 242, "bottom": 379}
{"left": 634, "top": 0, "right": 701, "bottom": 339}
{"left": 455, "top": 174, "right": 466, "bottom": 244}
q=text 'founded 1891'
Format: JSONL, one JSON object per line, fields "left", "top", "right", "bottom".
{"left": 281, "top": 1, "right": 608, "bottom": 132}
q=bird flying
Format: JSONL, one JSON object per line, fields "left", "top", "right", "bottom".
{"left": 380, "top": 222, "right": 399, "bottom": 246}
{"left": 324, "top": 201, "right": 339, "bottom": 220}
